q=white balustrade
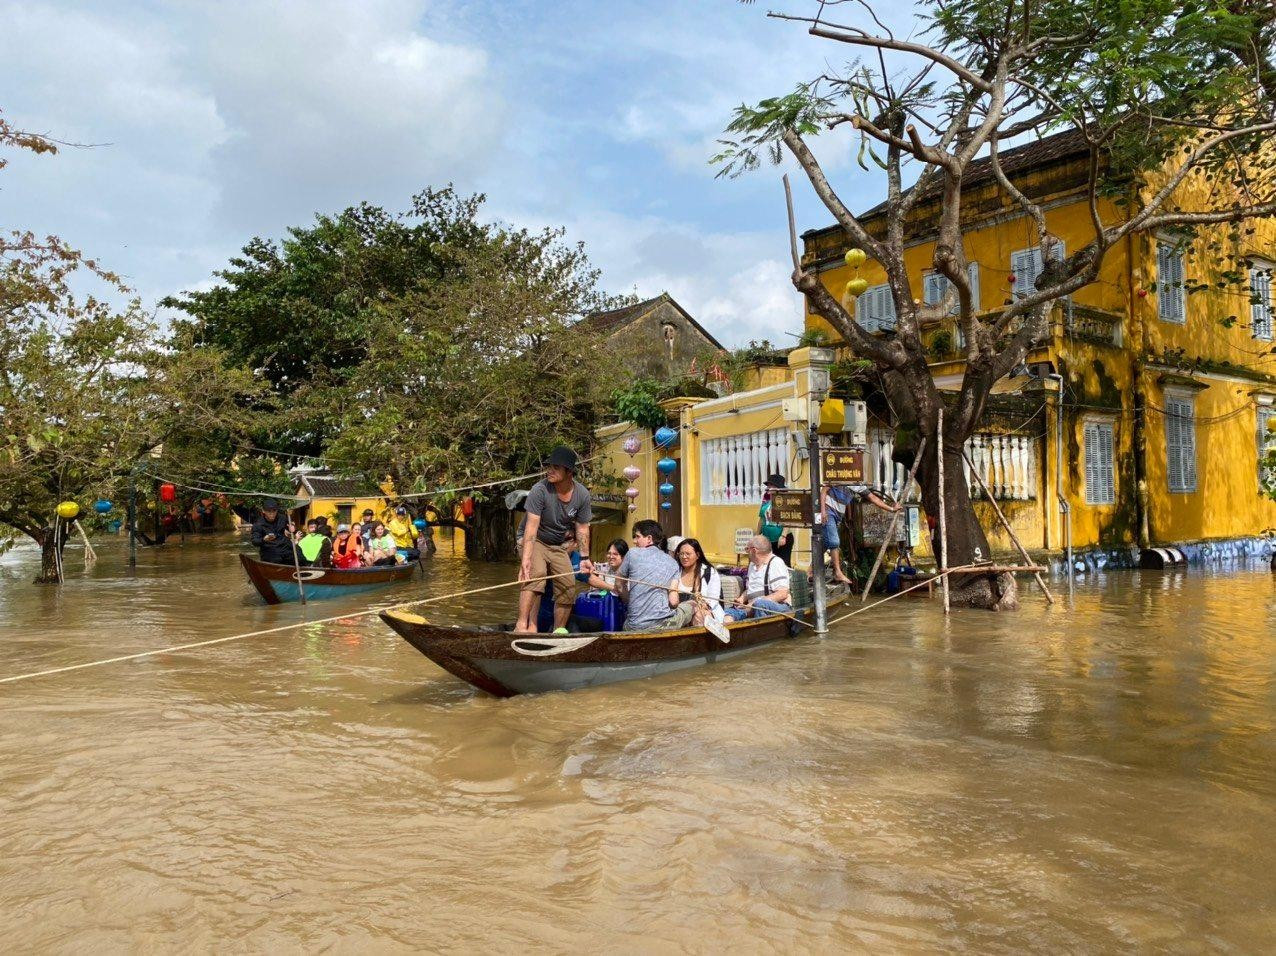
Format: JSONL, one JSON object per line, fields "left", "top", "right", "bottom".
{"left": 700, "top": 427, "right": 794, "bottom": 505}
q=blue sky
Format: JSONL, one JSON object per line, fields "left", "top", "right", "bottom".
{"left": 0, "top": 0, "right": 922, "bottom": 346}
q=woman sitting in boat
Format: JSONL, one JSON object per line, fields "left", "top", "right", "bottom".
{"left": 587, "top": 538, "right": 628, "bottom": 594}
{"left": 365, "top": 522, "right": 400, "bottom": 566}
{"left": 725, "top": 535, "right": 792, "bottom": 621}
{"left": 331, "top": 523, "right": 364, "bottom": 569}
{"left": 667, "top": 537, "right": 725, "bottom": 628}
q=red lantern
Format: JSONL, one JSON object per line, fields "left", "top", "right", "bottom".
{"left": 159, "top": 482, "right": 177, "bottom": 503}
{"left": 461, "top": 496, "right": 476, "bottom": 518}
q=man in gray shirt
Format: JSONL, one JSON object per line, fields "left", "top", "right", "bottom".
{"left": 617, "top": 519, "right": 678, "bottom": 631}
{"left": 515, "top": 446, "right": 594, "bottom": 633}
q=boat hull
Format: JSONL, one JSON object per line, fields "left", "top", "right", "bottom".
{"left": 240, "top": 553, "right": 416, "bottom": 605}
{"left": 380, "top": 592, "right": 846, "bottom": 697}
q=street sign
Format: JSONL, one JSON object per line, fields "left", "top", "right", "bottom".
{"left": 769, "top": 491, "right": 813, "bottom": 524}
{"left": 821, "top": 448, "right": 866, "bottom": 484}
{"left": 733, "top": 527, "right": 754, "bottom": 552}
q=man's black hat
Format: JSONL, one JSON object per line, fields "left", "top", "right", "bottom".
{"left": 764, "top": 474, "right": 787, "bottom": 489}
{"left": 546, "top": 446, "right": 579, "bottom": 471}
{"left": 261, "top": 498, "right": 280, "bottom": 510}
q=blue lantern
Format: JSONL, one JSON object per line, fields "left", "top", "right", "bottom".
{"left": 654, "top": 426, "right": 679, "bottom": 448}
{"left": 413, "top": 518, "right": 427, "bottom": 530}
{"left": 93, "top": 499, "right": 113, "bottom": 514}
{"left": 657, "top": 457, "right": 677, "bottom": 475}
{"left": 660, "top": 500, "right": 672, "bottom": 510}
{"left": 659, "top": 482, "right": 675, "bottom": 496}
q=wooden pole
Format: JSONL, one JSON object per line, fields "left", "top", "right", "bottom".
{"left": 290, "top": 522, "right": 307, "bottom": 605}
{"left": 962, "top": 449, "right": 1055, "bottom": 604}
{"left": 861, "top": 435, "right": 928, "bottom": 602}
{"left": 937, "top": 407, "right": 950, "bottom": 614}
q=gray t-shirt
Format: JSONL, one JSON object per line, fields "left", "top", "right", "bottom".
{"left": 524, "top": 479, "right": 592, "bottom": 546}
{"left": 618, "top": 546, "right": 678, "bottom": 631}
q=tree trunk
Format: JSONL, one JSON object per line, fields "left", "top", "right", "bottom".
{"left": 465, "top": 500, "right": 518, "bottom": 562}
{"left": 916, "top": 426, "right": 1019, "bottom": 610}
{"left": 34, "top": 525, "right": 68, "bottom": 584}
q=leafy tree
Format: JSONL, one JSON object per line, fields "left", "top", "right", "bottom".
{"left": 1, "top": 112, "right": 265, "bottom": 581}
{"left": 718, "top": 0, "right": 1275, "bottom": 608}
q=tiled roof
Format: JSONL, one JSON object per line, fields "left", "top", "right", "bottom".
{"left": 296, "top": 474, "right": 380, "bottom": 499}
{"left": 806, "top": 127, "right": 1091, "bottom": 237}
{"left": 581, "top": 292, "right": 726, "bottom": 350}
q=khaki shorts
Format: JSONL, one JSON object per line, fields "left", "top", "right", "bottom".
{"left": 521, "top": 539, "right": 578, "bottom": 608}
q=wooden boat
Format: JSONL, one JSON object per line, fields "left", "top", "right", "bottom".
{"left": 240, "top": 553, "right": 416, "bottom": 605}
{"left": 379, "top": 590, "right": 849, "bottom": 697}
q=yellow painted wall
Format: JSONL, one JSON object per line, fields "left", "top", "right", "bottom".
{"left": 294, "top": 493, "right": 392, "bottom": 528}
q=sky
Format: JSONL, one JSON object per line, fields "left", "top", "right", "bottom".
{"left": 0, "top": 0, "right": 923, "bottom": 347}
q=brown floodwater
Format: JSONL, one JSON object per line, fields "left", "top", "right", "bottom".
{"left": 2, "top": 533, "right": 1275, "bottom": 951}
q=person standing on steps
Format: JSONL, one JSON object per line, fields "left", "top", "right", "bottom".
{"left": 514, "top": 446, "right": 594, "bottom": 633}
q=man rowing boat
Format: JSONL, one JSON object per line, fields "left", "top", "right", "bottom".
{"left": 514, "top": 446, "right": 594, "bottom": 634}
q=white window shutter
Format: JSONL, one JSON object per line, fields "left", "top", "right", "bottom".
{"left": 1182, "top": 405, "right": 1197, "bottom": 490}
{"left": 881, "top": 286, "right": 897, "bottom": 330}
{"left": 923, "top": 273, "right": 945, "bottom": 307}
{"left": 1158, "top": 243, "right": 1174, "bottom": 320}
{"left": 1084, "top": 424, "right": 1098, "bottom": 503}
{"left": 1101, "top": 426, "right": 1115, "bottom": 503}
{"left": 1166, "top": 401, "right": 1182, "bottom": 492}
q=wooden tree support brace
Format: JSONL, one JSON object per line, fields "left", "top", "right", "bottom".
{"left": 948, "top": 564, "right": 1049, "bottom": 574}
{"left": 962, "top": 449, "right": 1055, "bottom": 604}
{"left": 860, "top": 435, "right": 928, "bottom": 603}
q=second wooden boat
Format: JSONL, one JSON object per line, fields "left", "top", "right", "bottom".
{"left": 379, "top": 590, "right": 848, "bottom": 697}
{"left": 240, "top": 553, "right": 416, "bottom": 605}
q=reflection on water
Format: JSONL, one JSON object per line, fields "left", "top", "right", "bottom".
{"left": 2, "top": 535, "right": 1275, "bottom": 950}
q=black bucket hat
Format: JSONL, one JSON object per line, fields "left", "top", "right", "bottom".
{"left": 764, "top": 474, "right": 787, "bottom": 489}
{"left": 545, "top": 446, "right": 579, "bottom": 471}
{"left": 261, "top": 497, "right": 280, "bottom": 510}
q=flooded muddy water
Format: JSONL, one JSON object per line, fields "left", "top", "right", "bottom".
{"left": 2, "top": 533, "right": 1275, "bottom": 950}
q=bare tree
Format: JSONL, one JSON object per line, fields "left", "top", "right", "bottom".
{"left": 717, "top": 0, "right": 1275, "bottom": 607}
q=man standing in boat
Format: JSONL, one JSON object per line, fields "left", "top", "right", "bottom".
{"left": 250, "top": 498, "right": 295, "bottom": 565}
{"left": 514, "top": 446, "right": 594, "bottom": 633}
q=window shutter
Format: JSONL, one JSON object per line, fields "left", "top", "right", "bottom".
{"left": 1100, "top": 425, "right": 1115, "bottom": 504}
{"left": 1084, "top": 424, "right": 1098, "bottom": 503}
{"left": 1158, "top": 243, "right": 1173, "bottom": 320}
{"left": 1252, "top": 266, "right": 1273, "bottom": 341}
{"left": 923, "top": 272, "right": 945, "bottom": 307}
{"left": 1173, "top": 249, "right": 1186, "bottom": 323}
{"left": 1181, "top": 403, "right": 1197, "bottom": 490}
{"left": 880, "top": 286, "right": 897, "bottom": 330}
{"left": 1166, "top": 401, "right": 1183, "bottom": 492}
{"left": 1010, "top": 249, "right": 1035, "bottom": 298}
{"left": 1158, "top": 242, "right": 1186, "bottom": 323}
{"left": 1166, "top": 398, "right": 1197, "bottom": 492}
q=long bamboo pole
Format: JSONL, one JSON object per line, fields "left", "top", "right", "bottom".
{"left": 860, "top": 435, "right": 928, "bottom": 602}
{"left": 937, "top": 407, "right": 950, "bottom": 614}
{"left": 962, "top": 449, "right": 1055, "bottom": 604}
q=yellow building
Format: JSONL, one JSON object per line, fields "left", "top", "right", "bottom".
{"left": 291, "top": 472, "right": 391, "bottom": 529}
{"left": 798, "top": 127, "right": 1276, "bottom": 565}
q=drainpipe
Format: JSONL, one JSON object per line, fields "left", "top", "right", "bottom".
{"left": 1048, "top": 372, "right": 1074, "bottom": 598}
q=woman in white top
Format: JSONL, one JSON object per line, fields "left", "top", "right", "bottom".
{"left": 668, "top": 537, "right": 725, "bottom": 627}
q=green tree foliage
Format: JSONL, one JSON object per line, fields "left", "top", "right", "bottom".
{"left": 0, "top": 111, "right": 266, "bottom": 580}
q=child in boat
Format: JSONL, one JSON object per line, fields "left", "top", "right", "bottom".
{"left": 297, "top": 523, "right": 333, "bottom": 568}
{"left": 668, "top": 537, "right": 725, "bottom": 628}
{"left": 332, "top": 524, "right": 364, "bottom": 569}
{"left": 366, "top": 522, "right": 400, "bottom": 566}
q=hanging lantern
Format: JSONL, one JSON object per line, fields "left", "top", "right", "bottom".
{"left": 625, "top": 487, "right": 640, "bottom": 499}
{"left": 654, "top": 426, "right": 678, "bottom": 448}
{"left": 93, "top": 499, "right": 113, "bottom": 514}
{"left": 622, "top": 465, "right": 641, "bottom": 481}
{"left": 845, "top": 278, "right": 869, "bottom": 298}
{"left": 622, "top": 435, "right": 641, "bottom": 456}
{"left": 659, "top": 482, "right": 675, "bottom": 496}
{"left": 660, "top": 501, "right": 672, "bottom": 511}
{"left": 844, "top": 248, "right": 866, "bottom": 268}
{"left": 56, "top": 501, "right": 80, "bottom": 519}
{"left": 461, "top": 496, "right": 476, "bottom": 518}
{"left": 627, "top": 503, "right": 638, "bottom": 512}
{"left": 159, "top": 483, "right": 177, "bottom": 503}
{"left": 413, "top": 518, "right": 427, "bottom": 531}
{"left": 657, "top": 457, "right": 677, "bottom": 476}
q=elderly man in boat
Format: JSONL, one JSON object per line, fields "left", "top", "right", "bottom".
{"left": 514, "top": 446, "right": 595, "bottom": 633}
{"left": 725, "top": 534, "right": 792, "bottom": 621}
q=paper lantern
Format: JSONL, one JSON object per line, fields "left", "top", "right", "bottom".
{"left": 413, "top": 518, "right": 427, "bottom": 530}
{"left": 660, "top": 501, "right": 672, "bottom": 511}
{"left": 845, "top": 278, "right": 869, "bottom": 297}
{"left": 159, "top": 482, "right": 177, "bottom": 503}
{"left": 625, "top": 487, "right": 640, "bottom": 499}
{"left": 654, "top": 426, "right": 678, "bottom": 448}
{"left": 622, "top": 465, "right": 641, "bottom": 481}
{"left": 657, "top": 457, "right": 677, "bottom": 475}
{"left": 93, "top": 499, "right": 113, "bottom": 514}
{"left": 56, "top": 501, "right": 80, "bottom": 519}
{"left": 659, "top": 482, "right": 675, "bottom": 496}
{"left": 622, "top": 435, "right": 641, "bottom": 456}
{"left": 844, "top": 248, "right": 866, "bottom": 268}
{"left": 461, "top": 496, "right": 476, "bottom": 517}
{"left": 627, "top": 503, "right": 638, "bottom": 512}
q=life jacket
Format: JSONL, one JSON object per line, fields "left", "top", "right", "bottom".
{"left": 298, "top": 533, "right": 327, "bottom": 563}
{"left": 332, "top": 537, "right": 361, "bottom": 569}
